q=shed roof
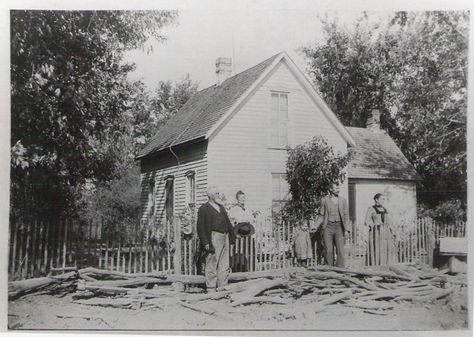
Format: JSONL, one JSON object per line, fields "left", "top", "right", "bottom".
{"left": 346, "top": 127, "right": 421, "bottom": 181}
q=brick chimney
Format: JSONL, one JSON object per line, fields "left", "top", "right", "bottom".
{"left": 216, "top": 57, "right": 232, "bottom": 85}
{"left": 367, "top": 109, "right": 382, "bottom": 132}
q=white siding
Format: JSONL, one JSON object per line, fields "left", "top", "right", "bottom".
{"left": 351, "top": 178, "right": 417, "bottom": 228}
{"left": 140, "top": 142, "right": 208, "bottom": 229}
{"left": 208, "top": 60, "right": 349, "bottom": 216}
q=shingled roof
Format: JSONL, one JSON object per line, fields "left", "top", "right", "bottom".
{"left": 346, "top": 127, "right": 420, "bottom": 181}
{"left": 137, "top": 53, "right": 282, "bottom": 159}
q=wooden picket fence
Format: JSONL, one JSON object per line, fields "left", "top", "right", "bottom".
{"left": 8, "top": 215, "right": 467, "bottom": 280}
{"left": 347, "top": 217, "right": 467, "bottom": 267}
{"left": 7, "top": 216, "right": 175, "bottom": 280}
{"left": 8, "top": 217, "right": 73, "bottom": 280}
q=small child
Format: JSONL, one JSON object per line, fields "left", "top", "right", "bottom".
{"left": 293, "top": 223, "right": 312, "bottom": 267}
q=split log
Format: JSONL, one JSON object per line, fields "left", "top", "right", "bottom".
{"left": 83, "top": 277, "right": 167, "bottom": 289}
{"left": 406, "top": 287, "right": 454, "bottom": 302}
{"left": 77, "top": 281, "right": 175, "bottom": 299}
{"left": 79, "top": 267, "right": 168, "bottom": 280}
{"left": 166, "top": 274, "right": 206, "bottom": 285}
{"left": 310, "top": 265, "right": 413, "bottom": 281}
{"left": 263, "top": 288, "right": 288, "bottom": 296}
{"left": 9, "top": 277, "right": 60, "bottom": 300}
{"left": 310, "top": 287, "right": 359, "bottom": 295}
{"left": 77, "top": 281, "right": 129, "bottom": 295}
{"left": 231, "top": 295, "right": 290, "bottom": 306}
{"left": 79, "top": 274, "right": 98, "bottom": 282}
{"left": 315, "top": 290, "right": 353, "bottom": 307}
{"left": 229, "top": 267, "right": 305, "bottom": 282}
{"left": 230, "top": 279, "right": 287, "bottom": 302}
{"left": 220, "top": 277, "right": 280, "bottom": 293}
{"left": 300, "top": 279, "right": 344, "bottom": 287}
{"left": 181, "top": 291, "right": 230, "bottom": 303}
{"left": 363, "top": 309, "right": 388, "bottom": 315}
{"left": 343, "top": 299, "right": 394, "bottom": 310}
{"left": 306, "top": 272, "right": 379, "bottom": 291}
{"left": 49, "top": 266, "right": 78, "bottom": 274}
{"left": 289, "top": 290, "right": 354, "bottom": 317}
{"left": 356, "top": 288, "right": 435, "bottom": 301}
{"left": 73, "top": 297, "right": 137, "bottom": 309}
{"left": 388, "top": 265, "right": 419, "bottom": 281}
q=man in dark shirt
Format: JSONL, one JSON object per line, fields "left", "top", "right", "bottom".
{"left": 197, "top": 186, "right": 235, "bottom": 292}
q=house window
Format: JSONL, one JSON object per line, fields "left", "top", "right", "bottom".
{"left": 272, "top": 173, "right": 290, "bottom": 217}
{"left": 185, "top": 171, "right": 196, "bottom": 206}
{"left": 270, "top": 92, "right": 289, "bottom": 148}
{"left": 147, "top": 180, "right": 155, "bottom": 225}
{"left": 164, "top": 176, "right": 175, "bottom": 224}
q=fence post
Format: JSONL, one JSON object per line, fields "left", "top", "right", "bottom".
{"left": 427, "top": 219, "right": 435, "bottom": 267}
{"left": 10, "top": 218, "right": 18, "bottom": 279}
{"left": 62, "top": 221, "right": 67, "bottom": 270}
{"left": 24, "top": 220, "right": 30, "bottom": 279}
{"left": 30, "top": 218, "right": 38, "bottom": 277}
{"left": 173, "top": 218, "right": 182, "bottom": 274}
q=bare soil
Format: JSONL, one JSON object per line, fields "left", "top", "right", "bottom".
{"left": 8, "top": 285, "right": 468, "bottom": 331}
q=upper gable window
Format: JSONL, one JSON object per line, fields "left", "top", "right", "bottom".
{"left": 270, "top": 92, "right": 289, "bottom": 148}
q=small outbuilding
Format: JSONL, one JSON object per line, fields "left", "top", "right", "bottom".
{"left": 346, "top": 110, "right": 421, "bottom": 227}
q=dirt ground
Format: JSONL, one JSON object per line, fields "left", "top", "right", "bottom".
{"left": 8, "top": 283, "right": 468, "bottom": 331}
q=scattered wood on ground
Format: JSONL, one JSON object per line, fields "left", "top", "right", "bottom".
{"left": 8, "top": 263, "right": 467, "bottom": 318}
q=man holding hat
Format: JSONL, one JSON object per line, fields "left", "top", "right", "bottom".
{"left": 229, "top": 190, "right": 255, "bottom": 271}
{"left": 229, "top": 190, "right": 255, "bottom": 235}
{"left": 196, "top": 186, "right": 236, "bottom": 292}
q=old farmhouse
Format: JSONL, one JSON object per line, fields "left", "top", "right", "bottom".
{"left": 137, "top": 52, "right": 419, "bottom": 232}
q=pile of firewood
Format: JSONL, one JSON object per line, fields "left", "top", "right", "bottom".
{"left": 8, "top": 263, "right": 466, "bottom": 317}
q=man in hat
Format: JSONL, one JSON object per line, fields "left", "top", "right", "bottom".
{"left": 196, "top": 186, "right": 236, "bottom": 292}
{"left": 321, "top": 184, "right": 350, "bottom": 268}
{"left": 229, "top": 190, "right": 255, "bottom": 271}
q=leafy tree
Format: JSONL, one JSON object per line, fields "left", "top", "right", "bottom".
{"left": 10, "top": 10, "right": 177, "bottom": 220}
{"left": 284, "top": 136, "right": 351, "bottom": 221}
{"left": 283, "top": 136, "right": 351, "bottom": 263}
{"left": 80, "top": 75, "right": 199, "bottom": 239}
{"left": 302, "top": 11, "right": 468, "bottom": 209}
{"left": 385, "top": 11, "right": 467, "bottom": 208}
{"left": 132, "top": 75, "right": 199, "bottom": 155}
{"left": 418, "top": 199, "right": 466, "bottom": 223}
{"left": 78, "top": 164, "right": 142, "bottom": 242}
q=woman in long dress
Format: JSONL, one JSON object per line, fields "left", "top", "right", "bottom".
{"left": 365, "top": 193, "right": 393, "bottom": 265}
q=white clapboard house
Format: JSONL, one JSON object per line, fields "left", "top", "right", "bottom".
{"left": 136, "top": 52, "right": 420, "bottom": 232}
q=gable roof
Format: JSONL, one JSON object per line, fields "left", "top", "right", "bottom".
{"left": 137, "top": 51, "right": 355, "bottom": 160}
{"left": 346, "top": 127, "right": 421, "bottom": 181}
{"left": 137, "top": 53, "right": 280, "bottom": 159}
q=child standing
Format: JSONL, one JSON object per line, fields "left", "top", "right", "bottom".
{"left": 293, "top": 223, "right": 312, "bottom": 267}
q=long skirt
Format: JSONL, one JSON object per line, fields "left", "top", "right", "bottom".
{"left": 367, "top": 225, "right": 394, "bottom": 266}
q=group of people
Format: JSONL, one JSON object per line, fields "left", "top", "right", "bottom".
{"left": 196, "top": 186, "right": 254, "bottom": 292}
{"left": 196, "top": 185, "right": 392, "bottom": 292}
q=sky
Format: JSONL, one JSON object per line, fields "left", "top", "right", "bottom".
{"left": 125, "top": 9, "right": 375, "bottom": 90}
